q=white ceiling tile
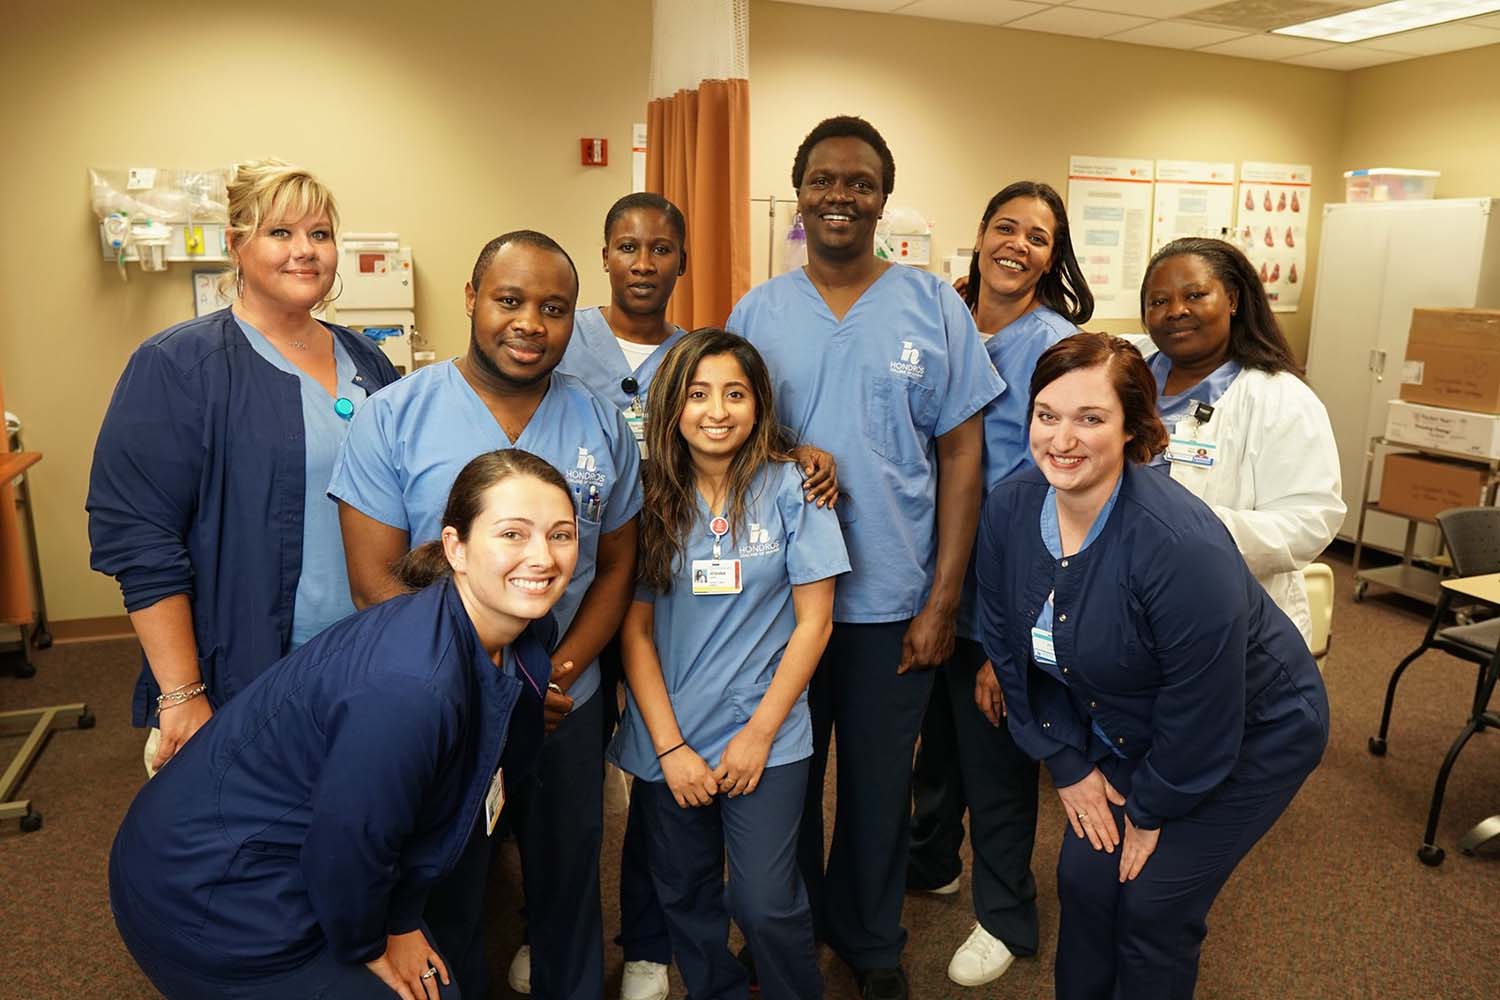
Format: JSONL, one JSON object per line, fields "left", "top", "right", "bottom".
{"left": 1284, "top": 44, "right": 1412, "bottom": 69}
{"left": 1105, "top": 20, "right": 1251, "bottom": 48}
{"left": 1199, "top": 33, "right": 1342, "bottom": 58}
{"left": 1064, "top": 0, "right": 1211, "bottom": 15}
{"left": 1003, "top": 6, "right": 1154, "bottom": 38}
{"left": 898, "top": 0, "right": 1050, "bottom": 26}
{"left": 1355, "top": 21, "right": 1500, "bottom": 54}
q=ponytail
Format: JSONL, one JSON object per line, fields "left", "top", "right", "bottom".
{"left": 394, "top": 540, "right": 452, "bottom": 591}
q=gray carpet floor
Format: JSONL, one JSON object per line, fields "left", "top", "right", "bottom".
{"left": 2, "top": 550, "right": 1497, "bottom": 998}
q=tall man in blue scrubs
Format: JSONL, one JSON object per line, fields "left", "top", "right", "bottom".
{"left": 727, "top": 116, "right": 1001, "bottom": 1000}
{"left": 329, "top": 230, "right": 642, "bottom": 1000}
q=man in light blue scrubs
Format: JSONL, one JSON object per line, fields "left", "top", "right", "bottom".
{"left": 727, "top": 116, "right": 1001, "bottom": 1000}
{"left": 328, "top": 230, "right": 641, "bottom": 1000}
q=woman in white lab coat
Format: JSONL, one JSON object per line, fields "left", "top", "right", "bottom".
{"left": 1139, "top": 237, "right": 1345, "bottom": 642}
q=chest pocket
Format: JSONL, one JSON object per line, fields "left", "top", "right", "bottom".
{"left": 863, "top": 376, "right": 938, "bottom": 469}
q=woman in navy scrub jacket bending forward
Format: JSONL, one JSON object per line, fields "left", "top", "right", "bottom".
{"left": 109, "top": 450, "right": 576, "bottom": 1000}
{"left": 610, "top": 329, "right": 849, "bottom": 1000}
{"left": 975, "top": 333, "right": 1328, "bottom": 1000}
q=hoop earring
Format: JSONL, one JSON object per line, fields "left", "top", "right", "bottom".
{"left": 327, "top": 273, "right": 344, "bottom": 303}
{"left": 234, "top": 266, "right": 244, "bottom": 300}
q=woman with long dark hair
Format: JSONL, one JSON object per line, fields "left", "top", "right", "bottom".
{"left": 1139, "top": 237, "right": 1343, "bottom": 642}
{"left": 910, "top": 180, "right": 1094, "bottom": 988}
{"left": 609, "top": 328, "right": 849, "bottom": 1000}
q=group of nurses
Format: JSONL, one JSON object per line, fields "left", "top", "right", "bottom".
{"left": 88, "top": 159, "right": 401, "bottom": 777}
{"left": 908, "top": 180, "right": 1094, "bottom": 987}
{"left": 610, "top": 328, "right": 849, "bottom": 1000}
{"left": 108, "top": 449, "right": 577, "bottom": 1000}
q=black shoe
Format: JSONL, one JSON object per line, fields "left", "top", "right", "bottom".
{"left": 737, "top": 945, "right": 759, "bottom": 993}
{"left": 857, "top": 967, "right": 908, "bottom": 1000}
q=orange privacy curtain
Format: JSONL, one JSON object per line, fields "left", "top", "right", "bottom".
{"left": 647, "top": 79, "right": 750, "bottom": 330}
{"left": 645, "top": 0, "right": 750, "bottom": 330}
{"left": 0, "top": 377, "right": 31, "bottom": 627}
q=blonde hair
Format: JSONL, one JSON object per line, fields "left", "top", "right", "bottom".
{"left": 219, "top": 158, "right": 340, "bottom": 306}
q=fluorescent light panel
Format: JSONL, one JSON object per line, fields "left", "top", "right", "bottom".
{"left": 1274, "top": 0, "right": 1500, "bottom": 42}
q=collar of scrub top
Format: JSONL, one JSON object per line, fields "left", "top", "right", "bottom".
{"left": 1040, "top": 472, "right": 1125, "bottom": 561}
{"left": 1149, "top": 352, "right": 1242, "bottom": 430}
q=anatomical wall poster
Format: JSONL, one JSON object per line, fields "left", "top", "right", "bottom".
{"left": 1235, "top": 161, "right": 1311, "bottom": 313}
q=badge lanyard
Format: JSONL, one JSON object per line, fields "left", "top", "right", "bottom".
{"left": 709, "top": 514, "right": 729, "bottom": 559}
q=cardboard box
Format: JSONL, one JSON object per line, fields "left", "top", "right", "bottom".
{"left": 1399, "top": 308, "right": 1500, "bottom": 413}
{"left": 1386, "top": 400, "right": 1500, "bottom": 460}
{"left": 1379, "top": 452, "right": 1489, "bottom": 523}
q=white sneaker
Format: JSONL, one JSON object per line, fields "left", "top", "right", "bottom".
{"left": 910, "top": 874, "right": 961, "bottom": 896}
{"left": 508, "top": 945, "right": 531, "bottom": 995}
{"left": 619, "top": 959, "right": 670, "bottom": 1000}
{"left": 947, "top": 922, "right": 1015, "bottom": 987}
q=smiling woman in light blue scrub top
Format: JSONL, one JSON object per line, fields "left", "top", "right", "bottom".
{"left": 612, "top": 329, "right": 848, "bottom": 1000}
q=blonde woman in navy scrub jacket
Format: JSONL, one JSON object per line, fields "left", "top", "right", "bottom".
{"left": 975, "top": 333, "right": 1328, "bottom": 1000}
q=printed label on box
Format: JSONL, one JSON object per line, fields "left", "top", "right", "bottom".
{"left": 1401, "top": 360, "right": 1424, "bottom": 385}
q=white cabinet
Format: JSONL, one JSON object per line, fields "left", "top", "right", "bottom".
{"left": 1304, "top": 198, "right": 1500, "bottom": 551}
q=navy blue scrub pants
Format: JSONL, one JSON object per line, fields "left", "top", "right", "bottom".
{"left": 910, "top": 638, "right": 1041, "bottom": 956}
{"left": 798, "top": 619, "right": 933, "bottom": 972}
{"left": 640, "top": 761, "right": 821, "bottom": 1000}
{"left": 601, "top": 635, "right": 674, "bottom": 966}
{"left": 424, "top": 814, "right": 493, "bottom": 997}
{"left": 1055, "top": 748, "right": 1315, "bottom": 1000}
{"left": 511, "top": 688, "right": 606, "bottom": 1000}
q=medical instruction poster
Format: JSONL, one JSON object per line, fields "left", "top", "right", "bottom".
{"left": 1067, "top": 156, "right": 1154, "bottom": 320}
{"left": 1152, "top": 161, "right": 1237, "bottom": 253}
{"left": 1235, "top": 161, "right": 1311, "bottom": 313}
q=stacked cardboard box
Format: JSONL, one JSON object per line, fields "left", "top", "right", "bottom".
{"left": 1381, "top": 308, "right": 1500, "bottom": 517}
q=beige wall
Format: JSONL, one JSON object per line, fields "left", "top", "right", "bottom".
{"left": 0, "top": 0, "right": 649, "bottom": 621}
{"left": 1341, "top": 42, "right": 1500, "bottom": 199}
{"left": 748, "top": 0, "right": 1349, "bottom": 353}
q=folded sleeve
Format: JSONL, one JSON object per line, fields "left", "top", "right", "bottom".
{"left": 301, "top": 680, "right": 453, "bottom": 964}
{"left": 327, "top": 396, "right": 411, "bottom": 532}
{"left": 87, "top": 342, "right": 206, "bottom": 612}
{"left": 602, "top": 406, "right": 644, "bottom": 533}
{"left": 1126, "top": 534, "right": 1249, "bottom": 830}
{"left": 778, "top": 464, "right": 851, "bottom": 585}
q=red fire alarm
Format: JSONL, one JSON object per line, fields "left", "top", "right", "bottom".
{"left": 580, "top": 138, "right": 608, "bottom": 166}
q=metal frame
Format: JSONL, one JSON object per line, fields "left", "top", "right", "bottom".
{"left": 1350, "top": 436, "right": 1500, "bottom": 606}
{"left": 0, "top": 704, "right": 94, "bottom": 832}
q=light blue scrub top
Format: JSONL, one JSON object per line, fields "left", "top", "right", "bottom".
{"left": 556, "top": 306, "right": 687, "bottom": 412}
{"left": 326, "top": 361, "right": 643, "bottom": 707}
{"left": 727, "top": 265, "right": 1002, "bottom": 623}
{"left": 1036, "top": 475, "right": 1126, "bottom": 758}
{"left": 1146, "top": 352, "right": 1242, "bottom": 469}
{"left": 956, "top": 305, "right": 1078, "bottom": 642}
{"left": 608, "top": 462, "right": 850, "bottom": 782}
{"left": 234, "top": 316, "right": 367, "bottom": 648}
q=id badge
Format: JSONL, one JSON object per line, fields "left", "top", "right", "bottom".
{"left": 1165, "top": 436, "right": 1216, "bottom": 468}
{"left": 691, "top": 558, "right": 742, "bottom": 595}
{"left": 484, "top": 764, "right": 506, "bottom": 837}
{"left": 624, "top": 410, "right": 647, "bottom": 458}
{"left": 1031, "top": 626, "right": 1058, "bottom": 665}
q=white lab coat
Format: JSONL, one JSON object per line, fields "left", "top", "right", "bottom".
{"left": 1158, "top": 365, "right": 1346, "bottom": 642}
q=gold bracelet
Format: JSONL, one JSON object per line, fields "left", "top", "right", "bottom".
{"left": 157, "top": 682, "right": 207, "bottom": 711}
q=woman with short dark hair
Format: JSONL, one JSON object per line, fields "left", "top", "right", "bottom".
{"left": 975, "top": 333, "right": 1328, "bottom": 1000}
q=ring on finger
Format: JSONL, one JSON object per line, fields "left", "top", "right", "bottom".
{"left": 421, "top": 967, "right": 437, "bottom": 980}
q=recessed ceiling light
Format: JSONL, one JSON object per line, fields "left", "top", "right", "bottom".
{"left": 1273, "top": 0, "right": 1500, "bottom": 42}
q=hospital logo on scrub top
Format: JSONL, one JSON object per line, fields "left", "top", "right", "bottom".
{"left": 566, "top": 446, "right": 607, "bottom": 488}
{"left": 739, "top": 522, "right": 780, "bottom": 558}
{"left": 889, "top": 340, "right": 926, "bottom": 380}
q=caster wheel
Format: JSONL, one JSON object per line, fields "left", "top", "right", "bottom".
{"left": 1455, "top": 610, "right": 1474, "bottom": 627}
{"left": 78, "top": 711, "right": 96, "bottom": 730}
{"left": 1353, "top": 580, "right": 1368, "bottom": 602}
{"left": 14, "top": 659, "right": 36, "bottom": 679}
{"left": 33, "top": 630, "right": 53, "bottom": 650}
{"left": 1418, "top": 844, "right": 1445, "bottom": 867}
{"left": 19, "top": 810, "right": 42, "bottom": 833}
{"left": 1368, "top": 736, "right": 1387, "bottom": 756}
